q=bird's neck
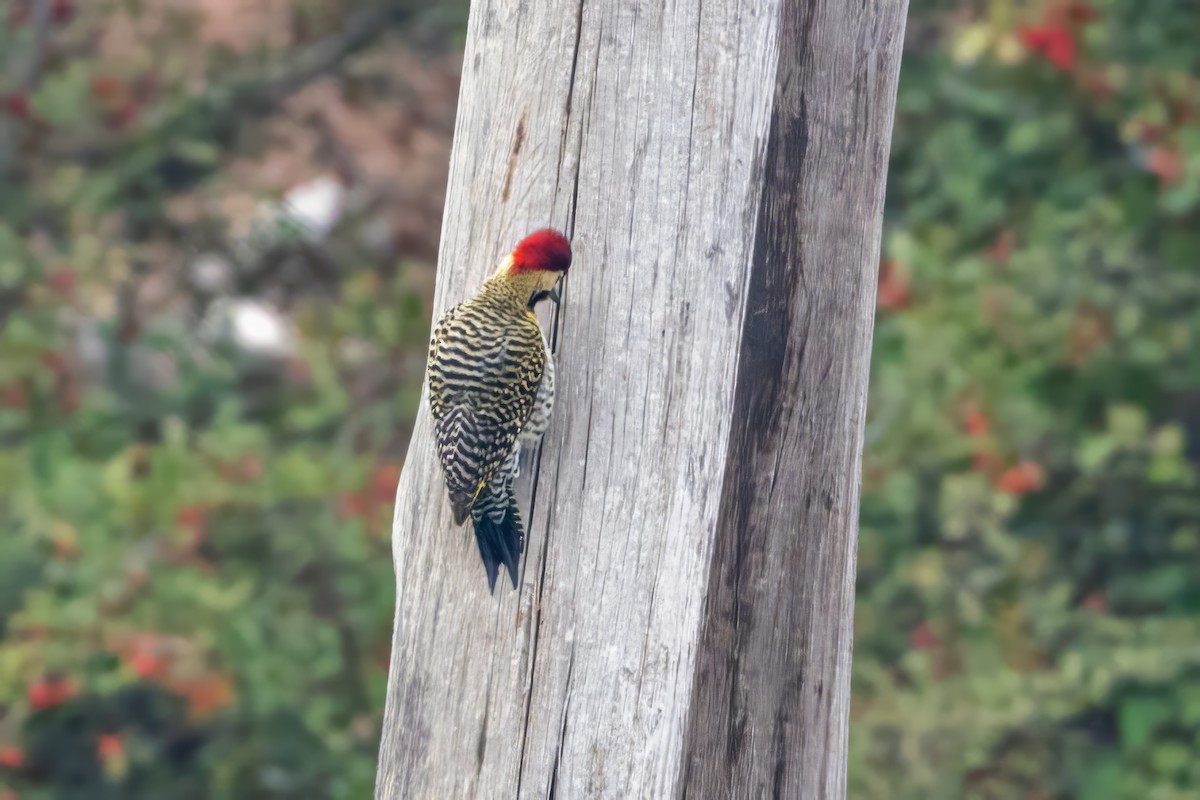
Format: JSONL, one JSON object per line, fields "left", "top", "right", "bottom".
{"left": 481, "top": 270, "right": 541, "bottom": 310}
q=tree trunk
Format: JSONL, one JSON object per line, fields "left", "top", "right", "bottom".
{"left": 375, "top": 0, "right": 907, "bottom": 797}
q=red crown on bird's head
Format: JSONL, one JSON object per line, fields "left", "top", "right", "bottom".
{"left": 510, "top": 229, "right": 572, "bottom": 274}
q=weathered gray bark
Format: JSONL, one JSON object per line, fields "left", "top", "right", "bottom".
{"left": 375, "top": 0, "right": 907, "bottom": 797}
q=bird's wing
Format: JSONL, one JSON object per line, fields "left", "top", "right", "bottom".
{"left": 429, "top": 310, "right": 545, "bottom": 522}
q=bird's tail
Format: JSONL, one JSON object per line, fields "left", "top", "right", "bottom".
{"left": 471, "top": 494, "right": 524, "bottom": 592}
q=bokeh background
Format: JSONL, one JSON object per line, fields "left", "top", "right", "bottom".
{"left": 1, "top": 1, "right": 1197, "bottom": 798}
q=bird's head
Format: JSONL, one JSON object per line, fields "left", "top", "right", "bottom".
{"left": 494, "top": 228, "right": 572, "bottom": 306}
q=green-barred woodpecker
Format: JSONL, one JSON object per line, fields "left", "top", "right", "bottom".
{"left": 426, "top": 229, "right": 572, "bottom": 592}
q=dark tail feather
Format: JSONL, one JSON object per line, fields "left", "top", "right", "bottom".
{"left": 472, "top": 501, "right": 524, "bottom": 592}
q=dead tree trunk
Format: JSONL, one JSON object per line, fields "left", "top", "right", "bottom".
{"left": 375, "top": 0, "right": 907, "bottom": 797}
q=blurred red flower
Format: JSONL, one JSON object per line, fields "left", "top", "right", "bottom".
{"left": 28, "top": 676, "right": 77, "bottom": 710}
{"left": 964, "top": 406, "right": 990, "bottom": 437}
{"left": 338, "top": 491, "right": 367, "bottom": 521}
{"left": 910, "top": 623, "right": 939, "bottom": 650}
{"left": 0, "top": 746, "right": 24, "bottom": 769}
{"left": 51, "top": 0, "right": 74, "bottom": 23}
{"left": 48, "top": 267, "right": 75, "bottom": 298}
{"left": 129, "top": 650, "right": 168, "bottom": 679}
{"left": 1018, "top": 24, "right": 1076, "bottom": 71}
{"left": 176, "top": 505, "right": 208, "bottom": 536}
{"left": 90, "top": 75, "right": 121, "bottom": 100}
{"left": 995, "top": 461, "right": 1046, "bottom": 495}
{"left": 985, "top": 229, "right": 1016, "bottom": 264}
{"left": 371, "top": 463, "right": 403, "bottom": 503}
{"left": 166, "top": 673, "right": 235, "bottom": 719}
{"left": 3, "top": 93, "right": 31, "bottom": 119}
{"left": 1, "top": 384, "right": 27, "bottom": 409}
{"left": 97, "top": 734, "right": 124, "bottom": 760}
{"left": 1146, "top": 146, "right": 1186, "bottom": 186}
{"left": 877, "top": 259, "right": 911, "bottom": 310}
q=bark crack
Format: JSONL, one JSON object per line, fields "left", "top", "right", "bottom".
{"left": 553, "top": 0, "right": 587, "bottom": 211}
{"left": 545, "top": 647, "right": 575, "bottom": 800}
{"left": 518, "top": 3, "right": 587, "bottom": 793}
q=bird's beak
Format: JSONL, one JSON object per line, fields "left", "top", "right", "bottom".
{"left": 547, "top": 285, "right": 562, "bottom": 304}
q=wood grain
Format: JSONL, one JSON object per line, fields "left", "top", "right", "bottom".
{"left": 375, "top": 0, "right": 907, "bottom": 797}
{"left": 679, "top": 0, "right": 909, "bottom": 796}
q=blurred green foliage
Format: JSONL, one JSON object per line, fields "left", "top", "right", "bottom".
{"left": 852, "top": 0, "right": 1200, "bottom": 797}
{"left": 0, "top": 1, "right": 455, "bottom": 798}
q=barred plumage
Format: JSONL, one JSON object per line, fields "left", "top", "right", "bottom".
{"left": 428, "top": 282, "right": 546, "bottom": 520}
{"left": 426, "top": 229, "right": 572, "bottom": 591}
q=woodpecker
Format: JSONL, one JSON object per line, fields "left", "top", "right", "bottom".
{"left": 426, "top": 228, "right": 572, "bottom": 591}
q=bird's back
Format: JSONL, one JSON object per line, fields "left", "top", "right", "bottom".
{"left": 427, "top": 290, "right": 545, "bottom": 522}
